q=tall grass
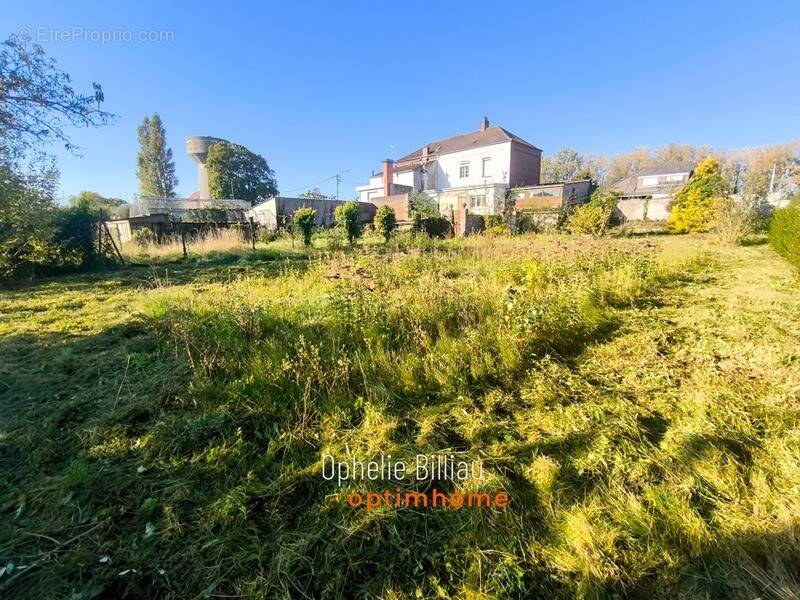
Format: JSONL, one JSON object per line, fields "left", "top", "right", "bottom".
{"left": 121, "top": 227, "right": 250, "bottom": 260}
{"left": 1, "top": 236, "right": 798, "bottom": 599}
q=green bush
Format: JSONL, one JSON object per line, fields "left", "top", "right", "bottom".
{"left": 293, "top": 207, "right": 317, "bottom": 246}
{"left": 324, "top": 226, "right": 348, "bottom": 251}
{"left": 568, "top": 189, "right": 620, "bottom": 236}
{"left": 334, "top": 201, "right": 363, "bottom": 245}
{"left": 515, "top": 211, "right": 541, "bottom": 234}
{"left": 374, "top": 205, "right": 397, "bottom": 242}
{"left": 133, "top": 227, "right": 155, "bottom": 247}
{"left": 483, "top": 214, "right": 509, "bottom": 236}
{"left": 409, "top": 192, "right": 438, "bottom": 219}
{"left": 569, "top": 203, "right": 606, "bottom": 235}
{"left": 257, "top": 228, "right": 282, "bottom": 243}
{"left": 0, "top": 173, "right": 107, "bottom": 279}
{"left": 768, "top": 199, "right": 800, "bottom": 268}
{"left": 52, "top": 202, "right": 103, "bottom": 266}
{"left": 420, "top": 217, "right": 452, "bottom": 238}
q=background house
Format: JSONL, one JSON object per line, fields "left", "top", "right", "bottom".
{"left": 612, "top": 162, "right": 695, "bottom": 221}
{"left": 357, "top": 118, "right": 542, "bottom": 216}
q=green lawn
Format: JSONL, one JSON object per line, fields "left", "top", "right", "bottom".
{"left": 1, "top": 234, "right": 798, "bottom": 599}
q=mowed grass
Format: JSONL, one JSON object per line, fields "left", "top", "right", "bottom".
{"left": 0, "top": 234, "right": 799, "bottom": 599}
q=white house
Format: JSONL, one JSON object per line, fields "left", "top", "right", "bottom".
{"left": 356, "top": 118, "right": 542, "bottom": 216}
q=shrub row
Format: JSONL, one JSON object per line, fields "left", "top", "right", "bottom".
{"left": 768, "top": 200, "right": 800, "bottom": 268}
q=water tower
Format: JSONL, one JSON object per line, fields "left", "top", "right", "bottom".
{"left": 186, "top": 136, "right": 227, "bottom": 199}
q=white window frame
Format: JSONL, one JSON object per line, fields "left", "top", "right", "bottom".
{"left": 468, "top": 194, "right": 486, "bottom": 208}
{"left": 640, "top": 176, "right": 659, "bottom": 187}
{"left": 459, "top": 162, "right": 470, "bottom": 179}
{"left": 482, "top": 157, "right": 491, "bottom": 177}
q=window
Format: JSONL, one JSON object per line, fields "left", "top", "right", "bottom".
{"left": 665, "top": 173, "right": 685, "bottom": 182}
{"left": 482, "top": 157, "right": 491, "bottom": 177}
{"left": 640, "top": 176, "right": 659, "bottom": 187}
{"left": 525, "top": 186, "right": 561, "bottom": 198}
{"left": 468, "top": 194, "right": 485, "bottom": 208}
{"left": 459, "top": 162, "right": 469, "bottom": 178}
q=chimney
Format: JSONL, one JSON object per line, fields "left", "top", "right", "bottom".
{"left": 480, "top": 116, "right": 489, "bottom": 131}
{"left": 382, "top": 159, "right": 394, "bottom": 197}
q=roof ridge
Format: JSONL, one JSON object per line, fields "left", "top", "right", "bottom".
{"left": 422, "top": 126, "right": 499, "bottom": 151}
{"left": 396, "top": 125, "right": 537, "bottom": 163}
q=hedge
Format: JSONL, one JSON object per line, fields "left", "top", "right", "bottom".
{"left": 768, "top": 200, "right": 800, "bottom": 268}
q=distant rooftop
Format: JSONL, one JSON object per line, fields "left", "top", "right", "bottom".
{"left": 632, "top": 161, "right": 695, "bottom": 177}
{"left": 614, "top": 162, "right": 696, "bottom": 197}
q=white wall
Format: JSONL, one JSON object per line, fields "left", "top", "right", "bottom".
{"left": 437, "top": 183, "right": 508, "bottom": 216}
{"left": 393, "top": 170, "right": 415, "bottom": 188}
{"left": 248, "top": 198, "right": 278, "bottom": 228}
{"left": 356, "top": 185, "right": 383, "bottom": 203}
{"left": 434, "top": 142, "right": 511, "bottom": 191}
{"left": 356, "top": 141, "right": 513, "bottom": 202}
{"left": 617, "top": 196, "right": 672, "bottom": 221}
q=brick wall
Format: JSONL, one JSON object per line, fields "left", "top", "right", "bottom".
{"left": 371, "top": 193, "right": 411, "bottom": 221}
{"left": 508, "top": 141, "right": 542, "bottom": 187}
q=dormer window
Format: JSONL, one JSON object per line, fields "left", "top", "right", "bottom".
{"left": 459, "top": 162, "right": 470, "bottom": 178}
{"left": 640, "top": 173, "right": 687, "bottom": 187}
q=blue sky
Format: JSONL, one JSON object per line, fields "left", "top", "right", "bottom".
{"left": 4, "top": 0, "right": 799, "bottom": 202}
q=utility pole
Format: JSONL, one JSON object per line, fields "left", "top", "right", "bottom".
{"left": 335, "top": 169, "right": 349, "bottom": 200}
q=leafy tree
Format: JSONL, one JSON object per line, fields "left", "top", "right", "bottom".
{"left": 0, "top": 162, "right": 56, "bottom": 277}
{"left": 668, "top": 158, "right": 728, "bottom": 233}
{"left": 334, "top": 201, "right": 363, "bottom": 245}
{"left": 0, "top": 35, "right": 113, "bottom": 163}
{"left": 541, "top": 148, "right": 605, "bottom": 185}
{"left": 53, "top": 199, "right": 105, "bottom": 268}
{"left": 293, "top": 207, "right": 317, "bottom": 246}
{"left": 68, "top": 191, "right": 128, "bottom": 218}
{"left": 0, "top": 170, "right": 110, "bottom": 278}
{"left": 136, "top": 113, "right": 177, "bottom": 198}
{"left": 409, "top": 192, "right": 438, "bottom": 219}
{"left": 0, "top": 36, "right": 112, "bottom": 278}
{"left": 206, "top": 142, "right": 277, "bottom": 204}
{"left": 374, "top": 205, "right": 397, "bottom": 242}
{"left": 299, "top": 187, "right": 328, "bottom": 200}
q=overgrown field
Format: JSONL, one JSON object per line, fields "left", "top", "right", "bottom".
{"left": 1, "top": 235, "right": 799, "bottom": 599}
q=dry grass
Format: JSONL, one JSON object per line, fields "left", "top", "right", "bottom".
{"left": 120, "top": 227, "right": 250, "bottom": 260}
